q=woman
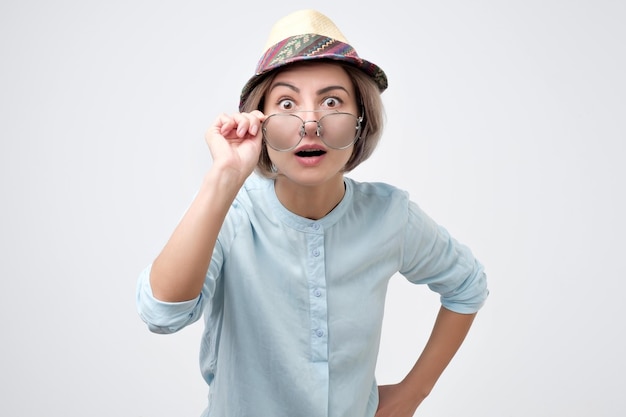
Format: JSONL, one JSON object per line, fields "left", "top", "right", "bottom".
{"left": 137, "top": 9, "right": 488, "bottom": 417}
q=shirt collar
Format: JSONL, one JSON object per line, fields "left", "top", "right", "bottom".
{"left": 264, "top": 177, "right": 353, "bottom": 232}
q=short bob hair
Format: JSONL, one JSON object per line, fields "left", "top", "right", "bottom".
{"left": 239, "top": 62, "right": 386, "bottom": 178}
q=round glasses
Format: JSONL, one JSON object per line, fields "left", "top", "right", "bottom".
{"left": 262, "top": 111, "right": 363, "bottom": 152}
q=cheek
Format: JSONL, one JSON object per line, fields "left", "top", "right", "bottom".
{"left": 337, "top": 147, "right": 354, "bottom": 162}
{"left": 265, "top": 148, "right": 289, "bottom": 171}
{"left": 266, "top": 147, "right": 282, "bottom": 162}
{"left": 339, "top": 149, "right": 356, "bottom": 170}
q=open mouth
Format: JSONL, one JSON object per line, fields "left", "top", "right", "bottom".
{"left": 295, "top": 149, "right": 326, "bottom": 157}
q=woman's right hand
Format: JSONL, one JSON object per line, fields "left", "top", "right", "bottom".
{"left": 149, "top": 110, "right": 266, "bottom": 302}
{"left": 204, "top": 110, "right": 265, "bottom": 182}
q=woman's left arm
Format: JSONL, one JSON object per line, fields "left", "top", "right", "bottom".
{"left": 375, "top": 306, "right": 477, "bottom": 417}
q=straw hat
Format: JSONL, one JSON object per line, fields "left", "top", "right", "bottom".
{"left": 239, "top": 9, "right": 388, "bottom": 110}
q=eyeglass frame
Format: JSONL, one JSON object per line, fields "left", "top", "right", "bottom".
{"left": 261, "top": 110, "right": 364, "bottom": 152}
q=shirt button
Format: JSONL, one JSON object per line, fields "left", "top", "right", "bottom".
{"left": 316, "top": 329, "right": 324, "bottom": 337}
{"left": 314, "top": 289, "right": 322, "bottom": 297}
{"left": 312, "top": 249, "right": 320, "bottom": 257}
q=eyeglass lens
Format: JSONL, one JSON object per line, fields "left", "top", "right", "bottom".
{"left": 262, "top": 113, "right": 360, "bottom": 151}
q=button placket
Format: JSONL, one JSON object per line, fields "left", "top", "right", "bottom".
{"left": 306, "top": 224, "right": 328, "bottom": 362}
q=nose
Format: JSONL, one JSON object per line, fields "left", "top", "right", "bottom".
{"left": 301, "top": 119, "right": 321, "bottom": 138}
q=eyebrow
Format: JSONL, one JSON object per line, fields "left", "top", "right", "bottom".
{"left": 269, "top": 82, "right": 351, "bottom": 96}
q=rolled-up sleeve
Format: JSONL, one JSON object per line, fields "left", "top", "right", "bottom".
{"left": 400, "top": 201, "right": 488, "bottom": 313}
{"left": 136, "top": 265, "right": 204, "bottom": 334}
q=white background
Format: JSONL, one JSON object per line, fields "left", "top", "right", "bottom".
{"left": 1, "top": 0, "right": 624, "bottom": 416}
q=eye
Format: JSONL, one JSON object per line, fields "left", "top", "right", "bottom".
{"left": 322, "top": 97, "right": 341, "bottom": 109}
{"left": 277, "top": 99, "right": 296, "bottom": 111}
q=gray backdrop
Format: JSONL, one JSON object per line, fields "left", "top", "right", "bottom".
{"left": 1, "top": 0, "right": 624, "bottom": 416}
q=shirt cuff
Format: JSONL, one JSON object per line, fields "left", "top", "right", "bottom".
{"left": 136, "top": 265, "right": 202, "bottom": 334}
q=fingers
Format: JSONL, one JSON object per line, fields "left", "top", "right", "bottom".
{"left": 215, "top": 111, "right": 266, "bottom": 140}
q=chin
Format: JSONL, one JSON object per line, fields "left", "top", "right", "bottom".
{"left": 276, "top": 169, "right": 344, "bottom": 188}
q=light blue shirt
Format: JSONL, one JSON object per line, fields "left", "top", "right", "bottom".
{"left": 136, "top": 174, "right": 488, "bottom": 417}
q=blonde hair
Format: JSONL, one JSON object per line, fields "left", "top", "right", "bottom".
{"left": 240, "top": 62, "right": 386, "bottom": 178}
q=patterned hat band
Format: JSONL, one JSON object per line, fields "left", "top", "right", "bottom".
{"left": 239, "top": 20, "right": 388, "bottom": 111}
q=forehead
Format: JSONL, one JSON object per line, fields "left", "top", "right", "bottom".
{"left": 270, "top": 62, "right": 353, "bottom": 92}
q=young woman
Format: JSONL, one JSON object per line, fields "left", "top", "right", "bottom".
{"left": 137, "top": 9, "right": 488, "bottom": 417}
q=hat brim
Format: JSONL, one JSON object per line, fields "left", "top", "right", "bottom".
{"left": 239, "top": 35, "right": 387, "bottom": 111}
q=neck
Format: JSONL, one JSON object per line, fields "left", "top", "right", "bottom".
{"left": 274, "top": 175, "right": 346, "bottom": 220}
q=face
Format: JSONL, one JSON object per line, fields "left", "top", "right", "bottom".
{"left": 262, "top": 62, "right": 359, "bottom": 188}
